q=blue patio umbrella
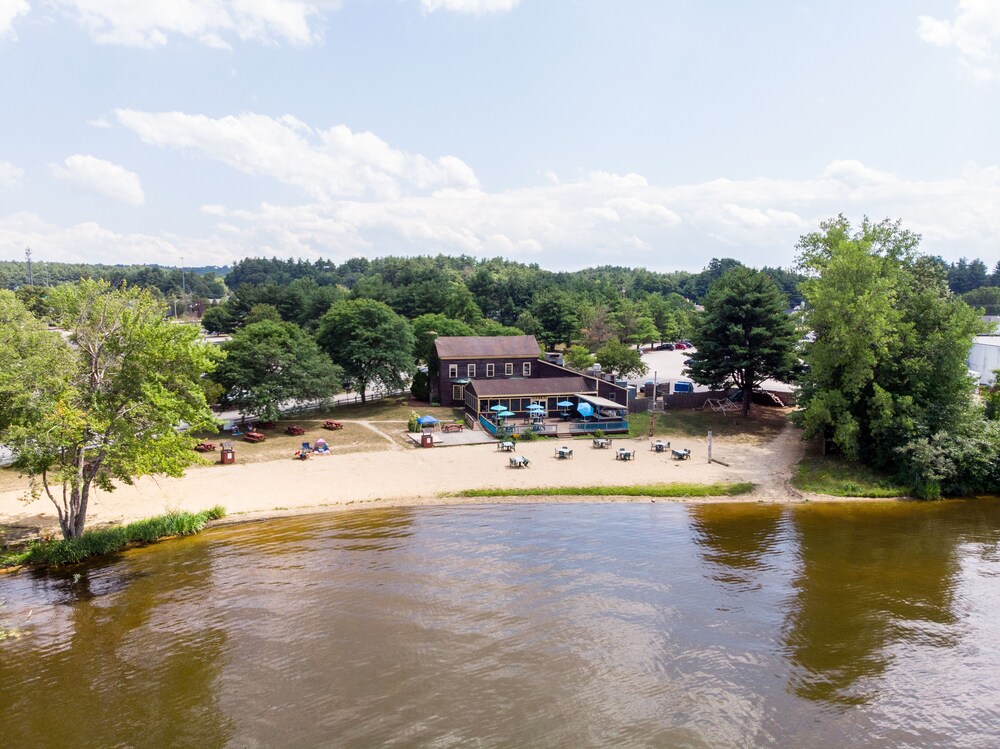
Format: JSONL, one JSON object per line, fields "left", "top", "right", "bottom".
{"left": 556, "top": 400, "right": 574, "bottom": 408}
{"left": 490, "top": 404, "right": 509, "bottom": 412}
{"left": 576, "top": 402, "right": 594, "bottom": 418}
{"left": 416, "top": 415, "right": 439, "bottom": 426}
{"left": 527, "top": 404, "right": 545, "bottom": 412}
{"left": 497, "top": 410, "right": 515, "bottom": 418}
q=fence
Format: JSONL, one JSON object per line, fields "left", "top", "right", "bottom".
{"left": 569, "top": 420, "right": 629, "bottom": 435}
{"left": 281, "top": 388, "right": 409, "bottom": 415}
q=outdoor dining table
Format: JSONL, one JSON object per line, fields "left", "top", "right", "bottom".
{"left": 651, "top": 440, "right": 670, "bottom": 453}
{"left": 616, "top": 448, "right": 635, "bottom": 461}
{"left": 555, "top": 446, "right": 574, "bottom": 459}
{"left": 592, "top": 438, "right": 611, "bottom": 449}
{"left": 498, "top": 441, "right": 516, "bottom": 452}
{"left": 509, "top": 455, "right": 529, "bottom": 468}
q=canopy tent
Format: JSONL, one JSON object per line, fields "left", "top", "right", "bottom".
{"left": 416, "top": 415, "right": 440, "bottom": 425}
{"left": 574, "top": 393, "right": 627, "bottom": 412}
{"left": 576, "top": 402, "right": 594, "bottom": 418}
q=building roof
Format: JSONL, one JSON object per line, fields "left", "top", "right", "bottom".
{"left": 435, "top": 335, "right": 541, "bottom": 360}
{"left": 468, "top": 376, "right": 592, "bottom": 398}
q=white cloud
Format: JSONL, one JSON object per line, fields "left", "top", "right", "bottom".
{"left": 421, "top": 0, "right": 521, "bottom": 15}
{"left": 0, "top": 0, "right": 29, "bottom": 39}
{"left": 114, "top": 109, "right": 479, "bottom": 199}
{"left": 50, "top": 0, "right": 331, "bottom": 48}
{"left": 49, "top": 154, "right": 145, "bottom": 205}
{"left": 0, "top": 160, "right": 23, "bottom": 187}
{"left": 918, "top": 0, "right": 1000, "bottom": 80}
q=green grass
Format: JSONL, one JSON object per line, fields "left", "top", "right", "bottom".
{"left": 793, "top": 456, "right": 910, "bottom": 498}
{"left": 447, "top": 482, "right": 756, "bottom": 498}
{"left": 0, "top": 505, "right": 226, "bottom": 568}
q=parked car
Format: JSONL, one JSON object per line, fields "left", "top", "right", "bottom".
{"left": 684, "top": 358, "right": 693, "bottom": 367}
{"left": 680, "top": 340, "right": 693, "bottom": 347}
{"left": 655, "top": 342, "right": 675, "bottom": 351}
{"left": 674, "top": 343, "right": 687, "bottom": 350}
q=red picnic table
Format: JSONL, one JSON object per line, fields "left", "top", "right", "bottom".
{"left": 244, "top": 431, "right": 266, "bottom": 443}
{"left": 323, "top": 420, "right": 343, "bottom": 430}
{"left": 285, "top": 425, "right": 306, "bottom": 436}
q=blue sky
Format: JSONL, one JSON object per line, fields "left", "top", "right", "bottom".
{"left": 1, "top": 0, "right": 998, "bottom": 272}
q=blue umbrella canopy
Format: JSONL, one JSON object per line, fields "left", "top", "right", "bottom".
{"left": 556, "top": 400, "right": 574, "bottom": 408}
{"left": 527, "top": 404, "right": 545, "bottom": 411}
{"left": 490, "top": 404, "right": 509, "bottom": 412}
{"left": 497, "top": 410, "right": 515, "bottom": 418}
{"left": 416, "top": 415, "right": 439, "bottom": 425}
{"left": 576, "top": 402, "right": 594, "bottom": 418}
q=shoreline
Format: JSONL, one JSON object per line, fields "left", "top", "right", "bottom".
{"left": 0, "top": 422, "right": 900, "bottom": 538}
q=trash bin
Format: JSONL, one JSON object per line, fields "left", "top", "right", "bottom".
{"left": 421, "top": 432, "right": 434, "bottom": 448}
{"left": 219, "top": 442, "right": 235, "bottom": 464}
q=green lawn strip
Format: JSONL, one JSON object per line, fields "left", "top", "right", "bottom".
{"left": 446, "top": 482, "right": 755, "bottom": 498}
{"left": 0, "top": 505, "right": 226, "bottom": 568}
{"left": 792, "top": 456, "right": 910, "bottom": 498}
{"left": 626, "top": 411, "right": 786, "bottom": 441}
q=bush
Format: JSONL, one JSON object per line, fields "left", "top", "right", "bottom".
{"left": 410, "top": 370, "right": 429, "bottom": 401}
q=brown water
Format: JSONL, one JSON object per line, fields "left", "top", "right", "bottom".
{"left": 2, "top": 500, "right": 1000, "bottom": 748}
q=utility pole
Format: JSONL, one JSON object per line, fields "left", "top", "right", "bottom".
{"left": 25, "top": 247, "right": 33, "bottom": 286}
{"left": 648, "top": 370, "right": 657, "bottom": 438}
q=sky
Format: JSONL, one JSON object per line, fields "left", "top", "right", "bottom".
{"left": 0, "top": 0, "right": 998, "bottom": 273}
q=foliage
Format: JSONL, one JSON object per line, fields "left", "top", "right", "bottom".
{"left": 406, "top": 410, "right": 421, "bottom": 433}
{"left": 201, "top": 304, "right": 235, "bottom": 334}
{"left": 316, "top": 298, "right": 415, "bottom": 404}
{"left": 595, "top": 339, "right": 647, "bottom": 379}
{"left": 411, "top": 313, "right": 475, "bottom": 364}
{"left": 449, "top": 483, "right": 755, "bottom": 498}
{"left": 530, "top": 289, "right": 579, "bottom": 349}
{"left": 410, "top": 370, "right": 429, "bottom": 401}
{"left": 244, "top": 303, "right": 283, "bottom": 325}
{"left": 564, "top": 345, "right": 596, "bottom": 371}
{"left": 0, "top": 260, "right": 227, "bottom": 298}
{"left": 793, "top": 216, "right": 986, "bottom": 493}
{"left": 1, "top": 506, "right": 226, "bottom": 568}
{"left": 0, "top": 281, "right": 220, "bottom": 539}
{"left": 792, "top": 456, "right": 910, "bottom": 497}
{"left": 687, "top": 266, "right": 799, "bottom": 416}
{"left": 962, "top": 286, "right": 1000, "bottom": 316}
{"left": 213, "top": 319, "right": 343, "bottom": 421}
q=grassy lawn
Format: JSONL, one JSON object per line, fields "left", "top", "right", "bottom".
{"left": 627, "top": 408, "right": 788, "bottom": 444}
{"left": 448, "top": 482, "right": 756, "bottom": 498}
{"left": 319, "top": 397, "right": 464, "bottom": 422}
{"left": 793, "top": 455, "right": 910, "bottom": 497}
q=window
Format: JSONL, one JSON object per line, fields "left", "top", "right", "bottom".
{"left": 452, "top": 385, "right": 465, "bottom": 401}
{"left": 448, "top": 364, "right": 458, "bottom": 378}
{"left": 522, "top": 362, "right": 531, "bottom": 376}
{"left": 467, "top": 364, "right": 476, "bottom": 378}
{"left": 504, "top": 363, "right": 513, "bottom": 376}
{"left": 486, "top": 363, "right": 495, "bottom": 378}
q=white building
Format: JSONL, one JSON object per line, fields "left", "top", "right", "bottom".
{"left": 968, "top": 335, "right": 1000, "bottom": 385}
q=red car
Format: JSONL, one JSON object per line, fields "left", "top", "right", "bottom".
{"left": 674, "top": 343, "right": 687, "bottom": 350}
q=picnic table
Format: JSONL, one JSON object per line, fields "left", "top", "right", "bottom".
{"left": 498, "top": 441, "right": 516, "bottom": 452}
{"left": 442, "top": 423, "right": 464, "bottom": 433}
{"left": 255, "top": 421, "right": 276, "bottom": 429}
{"left": 555, "top": 446, "right": 574, "bottom": 459}
{"left": 509, "top": 455, "right": 530, "bottom": 468}
{"left": 285, "top": 425, "right": 306, "bottom": 436}
{"left": 616, "top": 448, "right": 636, "bottom": 461}
{"left": 244, "top": 431, "right": 266, "bottom": 443}
{"left": 323, "top": 420, "right": 343, "bottom": 430}
{"left": 592, "top": 438, "right": 611, "bottom": 449}
{"left": 672, "top": 448, "right": 691, "bottom": 460}
{"left": 651, "top": 440, "right": 670, "bottom": 453}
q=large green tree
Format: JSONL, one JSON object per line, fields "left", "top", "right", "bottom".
{"left": 794, "top": 216, "right": 983, "bottom": 494}
{"left": 213, "top": 320, "right": 343, "bottom": 421}
{"left": 0, "top": 281, "right": 218, "bottom": 539}
{"left": 595, "top": 339, "right": 647, "bottom": 380}
{"left": 316, "top": 299, "right": 415, "bottom": 403}
{"left": 687, "top": 267, "right": 799, "bottom": 416}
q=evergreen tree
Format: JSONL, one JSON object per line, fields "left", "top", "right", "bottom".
{"left": 687, "top": 267, "right": 799, "bottom": 416}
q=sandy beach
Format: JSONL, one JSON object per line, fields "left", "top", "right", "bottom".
{"left": 0, "top": 420, "right": 810, "bottom": 536}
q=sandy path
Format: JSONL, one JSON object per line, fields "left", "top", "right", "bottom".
{"left": 0, "top": 423, "right": 808, "bottom": 535}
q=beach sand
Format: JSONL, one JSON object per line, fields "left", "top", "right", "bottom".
{"left": 0, "top": 423, "right": 808, "bottom": 535}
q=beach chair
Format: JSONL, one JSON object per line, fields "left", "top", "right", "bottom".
{"left": 231, "top": 425, "right": 243, "bottom": 437}
{"left": 301, "top": 441, "right": 312, "bottom": 453}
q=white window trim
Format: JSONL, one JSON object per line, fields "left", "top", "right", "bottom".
{"left": 467, "top": 364, "right": 476, "bottom": 378}
{"left": 486, "top": 363, "right": 495, "bottom": 378}
{"left": 452, "top": 384, "right": 464, "bottom": 400}
{"left": 504, "top": 363, "right": 513, "bottom": 376}
{"left": 522, "top": 362, "right": 531, "bottom": 376}
{"left": 448, "top": 364, "right": 458, "bottom": 378}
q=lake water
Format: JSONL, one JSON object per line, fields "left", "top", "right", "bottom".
{"left": 2, "top": 500, "right": 999, "bottom": 748}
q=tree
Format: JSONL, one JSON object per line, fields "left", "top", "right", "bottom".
{"left": 687, "top": 267, "right": 799, "bottom": 416}
{"left": 213, "top": 320, "right": 343, "bottom": 422}
{"left": 411, "top": 313, "right": 475, "bottom": 364}
{"left": 530, "top": 289, "right": 578, "bottom": 349}
{"left": 0, "top": 282, "right": 218, "bottom": 539}
{"left": 794, "top": 216, "right": 983, "bottom": 484}
{"left": 244, "top": 303, "right": 283, "bottom": 325}
{"left": 564, "top": 344, "right": 596, "bottom": 371}
{"left": 595, "top": 339, "right": 647, "bottom": 380}
{"left": 316, "top": 299, "right": 415, "bottom": 403}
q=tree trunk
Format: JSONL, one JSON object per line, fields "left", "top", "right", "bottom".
{"left": 742, "top": 383, "right": 752, "bottom": 417}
